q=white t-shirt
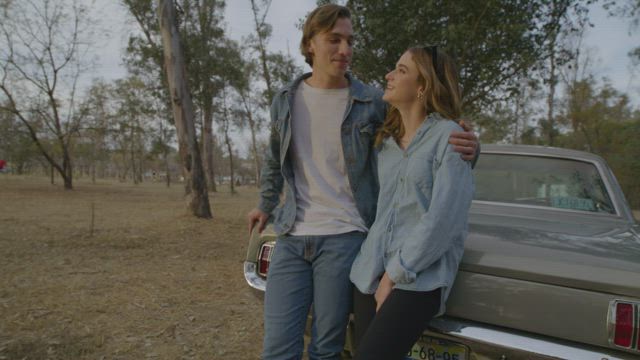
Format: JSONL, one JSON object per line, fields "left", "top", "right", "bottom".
{"left": 288, "top": 81, "right": 368, "bottom": 236}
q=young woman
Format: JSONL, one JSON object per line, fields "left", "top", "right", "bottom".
{"left": 349, "top": 46, "right": 475, "bottom": 360}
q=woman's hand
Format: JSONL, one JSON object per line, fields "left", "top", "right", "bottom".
{"left": 375, "top": 272, "right": 395, "bottom": 312}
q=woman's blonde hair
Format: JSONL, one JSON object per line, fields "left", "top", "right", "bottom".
{"left": 375, "top": 46, "right": 462, "bottom": 148}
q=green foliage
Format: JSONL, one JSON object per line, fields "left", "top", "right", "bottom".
{"left": 599, "top": 120, "right": 640, "bottom": 208}
{"left": 550, "top": 79, "right": 640, "bottom": 207}
{"left": 0, "top": 109, "right": 40, "bottom": 173}
{"left": 476, "top": 104, "right": 520, "bottom": 144}
{"left": 346, "top": 0, "right": 544, "bottom": 113}
{"left": 560, "top": 79, "right": 634, "bottom": 152}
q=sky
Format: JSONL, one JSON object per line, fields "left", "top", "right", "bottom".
{"left": 91, "top": 1, "right": 638, "bottom": 153}
{"left": 95, "top": 1, "right": 638, "bottom": 92}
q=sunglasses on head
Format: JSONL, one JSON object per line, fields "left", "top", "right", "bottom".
{"left": 421, "top": 45, "right": 443, "bottom": 84}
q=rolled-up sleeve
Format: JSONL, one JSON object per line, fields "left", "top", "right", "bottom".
{"left": 386, "top": 144, "right": 474, "bottom": 285}
{"left": 385, "top": 248, "right": 417, "bottom": 284}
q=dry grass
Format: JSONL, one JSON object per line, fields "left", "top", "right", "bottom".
{"left": 0, "top": 175, "right": 263, "bottom": 359}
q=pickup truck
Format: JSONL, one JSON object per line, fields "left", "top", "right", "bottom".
{"left": 244, "top": 144, "right": 640, "bottom": 360}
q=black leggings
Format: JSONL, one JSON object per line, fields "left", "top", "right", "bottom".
{"left": 352, "top": 287, "right": 441, "bottom": 360}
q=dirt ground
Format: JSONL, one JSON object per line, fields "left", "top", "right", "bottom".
{"left": 0, "top": 176, "right": 263, "bottom": 360}
{"left": 1, "top": 176, "right": 639, "bottom": 360}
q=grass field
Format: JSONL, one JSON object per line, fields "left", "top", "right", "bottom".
{"left": 0, "top": 176, "right": 263, "bottom": 359}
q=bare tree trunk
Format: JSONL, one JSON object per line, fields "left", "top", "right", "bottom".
{"left": 240, "top": 91, "right": 261, "bottom": 187}
{"left": 202, "top": 100, "right": 217, "bottom": 192}
{"left": 158, "top": 0, "right": 212, "bottom": 218}
{"left": 224, "top": 129, "right": 236, "bottom": 195}
{"left": 62, "top": 149, "right": 72, "bottom": 189}
{"left": 543, "top": 0, "right": 571, "bottom": 147}
{"left": 130, "top": 126, "right": 138, "bottom": 184}
{"left": 165, "top": 150, "right": 171, "bottom": 188}
{"left": 159, "top": 120, "right": 171, "bottom": 188}
{"left": 513, "top": 85, "right": 522, "bottom": 144}
{"left": 250, "top": 0, "right": 275, "bottom": 104}
{"left": 222, "top": 86, "right": 236, "bottom": 195}
{"left": 546, "top": 40, "right": 557, "bottom": 146}
{"left": 91, "top": 157, "right": 96, "bottom": 184}
{"left": 136, "top": 128, "right": 144, "bottom": 184}
{"left": 137, "top": 150, "right": 144, "bottom": 184}
{"left": 121, "top": 150, "right": 129, "bottom": 182}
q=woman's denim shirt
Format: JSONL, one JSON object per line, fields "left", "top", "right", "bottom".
{"left": 257, "top": 73, "right": 387, "bottom": 235}
{"left": 350, "top": 113, "right": 475, "bottom": 316}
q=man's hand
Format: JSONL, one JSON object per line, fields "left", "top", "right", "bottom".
{"left": 247, "top": 208, "right": 269, "bottom": 235}
{"left": 375, "top": 272, "right": 395, "bottom": 312}
{"left": 449, "top": 120, "right": 479, "bottom": 161}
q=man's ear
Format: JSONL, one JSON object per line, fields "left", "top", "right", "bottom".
{"left": 308, "top": 39, "right": 315, "bottom": 56}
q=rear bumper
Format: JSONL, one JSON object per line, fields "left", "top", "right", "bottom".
{"left": 244, "top": 261, "right": 266, "bottom": 298}
{"left": 245, "top": 261, "right": 634, "bottom": 359}
{"left": 415, "top": 317, "right": 635, "bottom": 360}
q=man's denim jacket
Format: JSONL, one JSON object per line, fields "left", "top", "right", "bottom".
{"left": 257, "top": 72, "right": 387, "bottom": 235}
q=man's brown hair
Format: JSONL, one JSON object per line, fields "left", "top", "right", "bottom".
{"left": 300, "top": 4, "right": 351, "bottom": 67}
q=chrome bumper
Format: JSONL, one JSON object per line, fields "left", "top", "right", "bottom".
{"left": 244, "top": 261, "right": 266, "bottom": 291}
{"left": 244, "top": 261, "right": 634, "bottom": 360}
{"left": 424, "top": 317, "right": 635, "bottom": 360}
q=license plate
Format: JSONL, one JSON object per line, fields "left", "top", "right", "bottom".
{"left": 406, "top": 336, "right": 468, "bottom": 360}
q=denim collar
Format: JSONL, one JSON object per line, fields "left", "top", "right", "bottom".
{"left": 278, "top": 72, "right": 375, "bottom": 102}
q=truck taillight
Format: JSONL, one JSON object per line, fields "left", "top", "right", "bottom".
{"left": 614, "top": 302, "right": 634, "bottom": 348}
{"left": 257, "top": 242, "right": 275, "bottom": 277}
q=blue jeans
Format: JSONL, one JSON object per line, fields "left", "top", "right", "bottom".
{"left": 262, "top": 231, "right": 366, "bottom": 360}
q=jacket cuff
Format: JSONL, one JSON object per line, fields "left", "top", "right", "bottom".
{"left": 386, "top": 250, "right": 416, "bottom": 285}
{"left": 258, "top": 198, "right": 277, "bottom": 215}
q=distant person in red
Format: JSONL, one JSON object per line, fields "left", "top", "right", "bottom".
{"left": 0, "top": 159, "right": 6, "bottom": 172}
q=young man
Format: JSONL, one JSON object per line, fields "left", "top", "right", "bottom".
{"left": 247, "top": 5, "right": 478, "bottom": 360}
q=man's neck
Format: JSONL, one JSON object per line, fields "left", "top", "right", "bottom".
{"left": 305, "top": 71, "right": 349, "bottom": 89}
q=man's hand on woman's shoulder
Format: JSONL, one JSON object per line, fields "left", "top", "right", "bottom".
{"left": 449, "top": 120, "right": 479, "bottom": 162}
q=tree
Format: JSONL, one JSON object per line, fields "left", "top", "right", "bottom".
{"left": 80, "top": 79, "right": 115, "bottom": 183}
{"left": 536, "top": 0, "right": 593, "bottom": 146}
{"left": 346, "top": 0, "right": 544, "bottom": 114}
{"left": 605, "top": 0, "right": 640, "bottom": 94}
{"left": 123, "top": 0, "right": 232, "bottom": 193}
{"left": 249, "top": 0, "right": 275, "bottom": 104}
{"left": 219, "top": 81, "right": 237, "bottom": 194}
{"left": 233, "top": 57, "right": 265, "bottom": 187}
{"left": 0, "top": 106, "right": 41, "bottom": 174}
{"left": 112, "top": 76, "right": 154, "bottom": 184}
{"left": 180, "top": 0, "right": 228, "bottom": 193}
{"left": 158, "top": 0, "right": 211, "bottom": 218}
{"left": 561, "top": 79, "right": 634, "bottom": 152}
{"left": 0, "top": 0, "right": 92, "bottom": 189}
{"left": 474, "top": 74, "right": 542, "bottom": 144}
{"left": 604, "top": 119, "right": 640, "bottom": 209}
{"left": 245, "top": 0, "right": 300, "bottom": 186}
{"left": 149, "top": 118, "right": 175, "bottom": 187}
{"left": 247, "top": 0, "right": 300, "bottom": 105}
